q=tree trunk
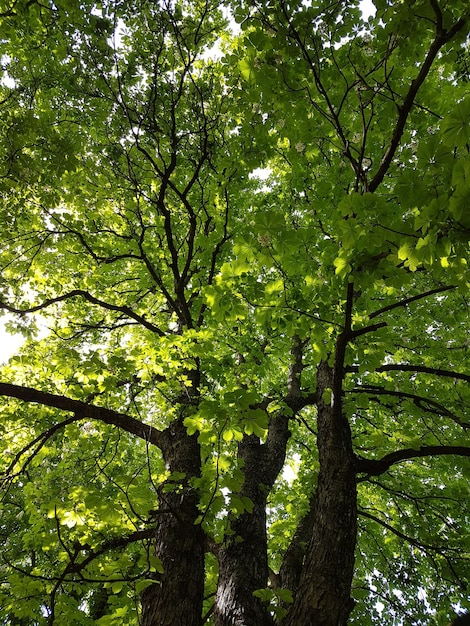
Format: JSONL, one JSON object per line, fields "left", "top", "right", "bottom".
{"left": 278, "top": 495, "right": 316, "bottom": 595}
{"left": 214, "top": 496, "right": 274, "bottom": 626}
{"left": 215, "top": 411, "right": 291, "bottom": 626}
{"left": 283, "top": 360, "right": 357, "bottom": 626}
{"left": 140, "top": 419, "right": 205, "bottom": 626}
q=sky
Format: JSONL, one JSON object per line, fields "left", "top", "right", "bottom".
{"left": 0, "top": 317, "right": 25, "bottom": 363}
{"left": 360, "top": 0, "right": 376, "bottom": 19}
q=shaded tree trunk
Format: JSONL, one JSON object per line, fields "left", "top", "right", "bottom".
{"left": 283, "top": 360, "right": 357, "bottom": 626}
{"left": 278, "top": 495, "right": 316, "bottom": 595}
{"left": 214, "top": 412, "right": 291, "bottom": 626}
{"left": 214, "top": 495, "right": 274, "bottom": 626}
{"left": 140, "top": 418, "right": 205, "bottom": 626}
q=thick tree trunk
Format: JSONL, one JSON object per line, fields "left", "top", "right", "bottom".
{"left": 214, "top": 411, "right": 291, "bottom": 626}
{"left": 283, "top": 360, "right": 357, "bottom": 626}
{"left": 215, "top": 496, "right": 274, "bottom": 626}
{"left": 140, "top": 418, "right": 205, "bottom": 626}
{"left": 278, "top": 495, "right": 316, "bottom": 594}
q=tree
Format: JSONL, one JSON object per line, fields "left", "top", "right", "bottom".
{"left": 0, "top": 0, "right": 469, "bottom": 624}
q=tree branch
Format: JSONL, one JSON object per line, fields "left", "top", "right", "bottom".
{"left": 369, "top": 285, "right": 456, "bottom": 319}
{"left": 287, "top": 334, "right": 304, "bottom": 399}
{"left": 359, "top": 509, "right": 462, "bottom": 554}
{"left": 369, "top": 13, "right": 467, "bottom": 191}
{"left": 350, "top": 321, "right": 388, "bottom": 339}
{"left": 0, "top": 383, "right": 164, "bottom": 446}
{"left": 6, "top": 527, "right": 157, "bottom": 586}
{"left": 278, "top": 493, "right": 316, "bottom": 594}
{"left": 0, "top": 289, "right": 165, "bottom": 336}
{"left": 349, "top": 385, "right": 468, "bottom": 428}
{"left": 348, "top": 363, "right": 470, "bottom": 383}
{"left": 356, "top": 445, "right": 470, "bottom": 476}
{"left": 2, "top": 414, "right": 83, "bottom": 482}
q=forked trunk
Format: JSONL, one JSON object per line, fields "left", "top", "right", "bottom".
{"left": 283, "top": 361, "right": 357, "bottom": 626}
{"left": 214, "top": 414, "right": 291, "bottom": 626}
{"left": 140, "top": 355, "right": 358, "bottom": 626}
{"left": 214, "top": 499, "right": 274, "bottom": 626}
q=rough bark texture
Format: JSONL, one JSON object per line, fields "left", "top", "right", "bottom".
{"left": 140, "top": 418, "right": 204, "bottom": 626}
{"left": 283, "top": 359, "right": 357, "bottom": 626}
{"left": 214, "top": 411, "right": 291, "bottom": 626}
{"left": 215, "top": 495, "right": 274, "bottom": 626}
{"left": 278, "top": 495, "right": 316, "bottom": 595}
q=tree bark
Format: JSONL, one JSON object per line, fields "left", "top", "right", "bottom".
{"left": 214, "top": 411, "right": 291, "bottom": 626}
{"left": 214, "top": 494, "right": 274, "bottom": 626}
{"left": 278, "top": 494, "right": 316, "bottom": 595}
{"left": 283, "top": 360, "right": 357, "bottom": 626}
{"left": 140, "top": 418, "right": 205, "bottom": 626}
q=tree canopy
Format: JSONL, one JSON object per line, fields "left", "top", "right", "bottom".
{"left": 0, "top": 0, "right": 469, "bottom": 624}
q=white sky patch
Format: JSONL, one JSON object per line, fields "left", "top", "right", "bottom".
{"left": 249, "top": 167, "right": 271, "bottom": 180}
{"left": 1, "top": 55, "right": 16, "bottom": 88}
{"left": 0, "top": 74, "right": 15, "bottom": 89}
{"left": 0, "top": 322, "right": 25, "bottom": 363}
{"left": 282, "top": 453, "right": 301, "bottom": 483}
{"left": 374, "top": 600, "right": 385, "bottom": 614}
{"left": 0, "top": 314, "right": 49, "bottom": 364}
{"left": 360, "top": 0, "right": 376, "bottom": 19}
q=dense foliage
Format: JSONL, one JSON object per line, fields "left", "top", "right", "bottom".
{"left": 0, "top": 0, "right": 469, "bottom": 624}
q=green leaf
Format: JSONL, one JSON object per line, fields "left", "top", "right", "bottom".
{"left": 442, "top": 97, "right": 470, "bottom": 147}
{"left": 334, "top": 256, "right": 352, "bottom": 277}
{"left": 111, "top": 581, "right": 124, "bottom": 594}
{"left": 149, "top": 554, "right": 164, "bottom": 574}
{"left": 135, "top": 579, "right": 156, "bottom": 594}
{"left": 238, "top": 58, "right": 255, "bottom": 82}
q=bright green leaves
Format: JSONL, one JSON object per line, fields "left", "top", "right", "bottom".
{"left": 0, "top": 0, "right": 236, "bottom": 352}
{"left": 240, "top": 408, "right": 268, "bottom": 438}
{"left": 203, "top": 282, "right": 247, "bottom": 322}
{"left": 333, "top": 192, "right": 407, "bottom": 281}
{"left": 184, "top": 388, "right": 268, "bottom": 443}
{"left": 220, "top": 258, "right": 252, "bottom": 278}
{"left": 238, "top": 57, "right": 255, "bottom": 82}
{"left": 229, "top": 494, "right": 254, "bottom": 515}
{"left": 334, "top": 256, "right": 353, "bottom": 279}
{"left": 183, "top": 388, "right": 270, "bottom": 538}
{"left": 397, "top": 240, "right": 427, "bottom": 272}
{"left": 382, "top": 114, "right": 469, "bottom": 283}
{"left": 0, "top": 399, "right": 166, "bottom": 623}
{"left": 253, "top": 586, "right": 293, "bottom": 621}
{"left": 0, "top": 1, "right": 469, "bottom": 624}
{"left": 223, "top": 388, "right": 259, "bottom": 409}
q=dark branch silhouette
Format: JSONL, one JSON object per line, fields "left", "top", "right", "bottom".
{"left": 356, "top": 445, "right": 470, "bottom": 476}
{"left": 368, "top": 12, "right": 467, "bottom": 191}
{"left": 369, "top": 286, "right": 456, "bottom": 319}
{"left": 0, "top": 383, "right": 164, "bottom": 446}
{"left": 349, "top": 385, "right": 468, "bottom": 428}
{"left": 0, "top": 290, "right": 165, "bottom": 336}
{"left": 347, "top": 363, "right": 470, "bottom": 383}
